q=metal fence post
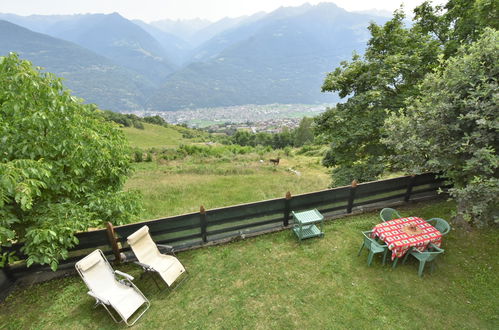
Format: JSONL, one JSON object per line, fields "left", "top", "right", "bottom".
{"left": 347, "top": 179, "right": 358, "bottom": 213}
{"left": 200, "top": 205, "right": 208, "bottom": 243}
{"left": 284, "top": 191, "right": 292, "bottom": 227}
{"left": 106, "top": 222, "right": 122, "bottom": 263}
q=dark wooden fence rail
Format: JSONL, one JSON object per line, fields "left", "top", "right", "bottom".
{"left": 3, "top": 173, "right": 447, "bottom": 281}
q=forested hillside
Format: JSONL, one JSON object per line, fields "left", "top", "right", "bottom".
{"left": 46, "top": 13, "right": 177, "bottom": 83}
{"left": 147, "top": 3, "right": 386, "bottom": 109}
{"left": 0, "top": 4, "right": 386, "bottom": 111}
{"left": 0, "top": 20, "right": 153, "bottom": 110}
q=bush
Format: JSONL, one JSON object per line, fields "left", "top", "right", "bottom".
{"left": 133, "top": 121, "right": 144, "bottom": 129}
{"left": 143, "top": 115, "right": 168, "bottom": 126}
{"left": 133, "top": 150, "right": 143, "bottom": 162}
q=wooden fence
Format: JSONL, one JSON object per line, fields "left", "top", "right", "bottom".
{"left": 2, "top": 172, "right": 447, "bottom": 283}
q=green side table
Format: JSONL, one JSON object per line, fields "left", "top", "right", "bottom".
{"left": 292, "top": 209, "right": 324, "bottom": 241}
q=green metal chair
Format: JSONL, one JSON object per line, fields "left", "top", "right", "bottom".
{"left": 426, "top": 218, "right": 451, "bottom": 235}
{"left": 379, "top": 208, "right": 401, "bottom": 222}
{"left": 357, "top": 231, "right": 388, "bottom": 266}
{"left": 402, "top": 243, "right": 445, "bottom": 277}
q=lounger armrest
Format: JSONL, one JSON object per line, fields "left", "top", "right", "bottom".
{"left": 87, "top": 291, "right": 110, "bottom": 305}
{"left": 157, "top": 244, "right": 174, "bottom": 253}
{"left": 114, "top": 270, "right": 134, "bottom": 281}
{"left": 134, "top": 261, "right": 155, "bottom": 271}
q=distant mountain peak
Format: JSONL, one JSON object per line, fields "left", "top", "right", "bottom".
{"left": 316, "top": 2, "right": 341, "bottom": 9}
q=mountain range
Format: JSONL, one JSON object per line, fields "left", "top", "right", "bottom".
{"left": 0, "top": 3, "right": 388, "bottom": 111}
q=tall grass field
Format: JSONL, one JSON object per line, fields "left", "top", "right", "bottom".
{"left": 122, "top": 125, "right": 331, "bottom": 220}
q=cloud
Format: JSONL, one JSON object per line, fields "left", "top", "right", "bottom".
{"left": 0, "top": 0, "right": 445, "bottom": 22}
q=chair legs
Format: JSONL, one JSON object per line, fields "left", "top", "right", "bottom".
{"left": 170, "top": 269, "right": 190, "bottom": 291}
{"left": 358, "top": 242, "right": 388, "bottom": 267}
{"left": 430, "top": 261, "right": 436, "bottom": 273}
{"left": 402, "top": 253, "right": 437, "bottom": 277}
{"left": 141, "top": 268, "right": 190, "bottom": 292}
{"left": 402, "top": 252, "right": 410, "bottom": 264}
{"left": 392, "top": 257, "right": 399, "bottom": 269}
{"left": 139, "top": 270, "right": 164, "bottom": 290}
{"left": 100, "top": 303, "right": 122, "bottom": 324}
{"left": 367, "top": 251, "right": 374, "bottom": 266}
{"left": 357, "top": 242, "right": 364, "bottom": 256}
{"left": 418, "top": 260, "right": 426, "bottom": 277}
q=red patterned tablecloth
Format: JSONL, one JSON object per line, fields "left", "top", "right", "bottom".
{"left": 372, "top": 217, "right": 442, "bottom": 260}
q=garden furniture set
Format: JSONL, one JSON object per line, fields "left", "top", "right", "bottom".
{"left": 75, "top": 206, "right": 449, "bottom": 326}
{"left": 358, "top": 207, "right": 449, "bottom": 277}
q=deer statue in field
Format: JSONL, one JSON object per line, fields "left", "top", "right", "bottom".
{"left": 269, "top": 157, "right": 280, "bottom": 165}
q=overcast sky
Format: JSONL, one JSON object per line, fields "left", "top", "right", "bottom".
{"left": 0, "top": 0, "right": 444, "bottom": 22}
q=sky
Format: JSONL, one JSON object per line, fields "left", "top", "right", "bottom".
{"left": 0, "top": 0, "right": 444, "bottom": 22}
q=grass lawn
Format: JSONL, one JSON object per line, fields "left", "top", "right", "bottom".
{"left": 126, "top": 153, "right": 330, "bottom": 219}
{"left": 1, "top": 200, "right": 498, "bottom": 329}
{"left": 121, "top": 123, "right": 188, "bottom": 149}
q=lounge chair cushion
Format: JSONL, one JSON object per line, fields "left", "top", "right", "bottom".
{"left": 105, "top": 284, "right": 147, "bottom": 320}
{"left": 77, "top": 250, "right": 102, "bottom": 272}
{"left": 150, "top": 255, "right": 185, "bottom": 286}
{"left": 127, "top": 226, "right": 150, "bottom": 246}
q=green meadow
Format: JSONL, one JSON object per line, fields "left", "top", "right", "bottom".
{"left": 121, "top": 123, "right": 190, "bottom": 149}
{"left": 122, "top": 125, "right": 331, "bottom": 220}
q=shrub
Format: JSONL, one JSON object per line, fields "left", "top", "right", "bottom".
{"left": 133, "top": 150, "right": 143, "bottom": 162}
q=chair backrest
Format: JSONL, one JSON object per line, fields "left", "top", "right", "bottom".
{"left": 380, "top": 208, "right": 401, "bottom": 222}
{"left": 429, "top": 218, "right": 451, "bottom": 235}
{"left": 421, "top": 243, "right": 445, "bottom": 262}
{"left": 75, "top": 249, "right": 118, "bottom": 294}
{"left": 362, "top": 231, "right": 385, "bottom": 249}
{"left": 127, "top": 226, "right": 161, "bottom": 265}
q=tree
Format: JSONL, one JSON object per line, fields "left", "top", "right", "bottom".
{"left": 272, "top": 128, "right": 294, "bottom": 149}
{"left": 317, "top": 10, "right": 441, "bottom": 185}
{"left": 0, "top": 54, "right": 142, "bottom": 270}
{"left": 414, "top": 0, "right": 499, "bottom": 58}
{"left": 384, "top": 28, "right": 498, "bottom": 227}
{"left": 317, "top": 0, "right": 497, "bottom": 187}
{"left": 232, "top": 131, "right": 254, "bottom": 146}
{"left": 143, "top": 115, "right": 168, "bottom": 127}
{"left": 293, "top": 117, "right": 314, "bottom": 147}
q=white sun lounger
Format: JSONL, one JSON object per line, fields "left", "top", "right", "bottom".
{"left": 127, "top": 225, "right": 187, "bottom": 288}
{"left": 75, "top": 249, "right": 150, "bottom": 326}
